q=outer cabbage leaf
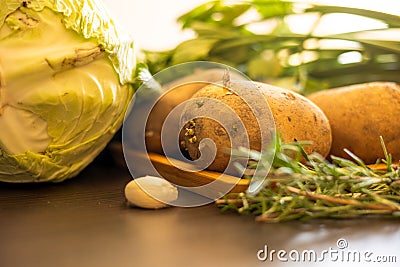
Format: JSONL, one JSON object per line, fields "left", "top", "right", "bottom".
{"left": 0, "top": 0, "right": 135, "bottom": 182}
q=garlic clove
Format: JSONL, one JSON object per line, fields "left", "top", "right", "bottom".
{"left": 124, "top": 176, "right": 178, "bottom": 209}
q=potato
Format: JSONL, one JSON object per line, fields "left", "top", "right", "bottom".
{"left": 144, "top": 68, "right": 244, "bottom": 154}
{"left": 145, "top": 82, "right": 208, "bottom": 154}
{"left": 181, "top": 81, "right": 332, "bottom": 173}
{"left": 307, "top": 82, "right": 400, "bottom": 163}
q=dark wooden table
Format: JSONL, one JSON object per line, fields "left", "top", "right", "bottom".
{"left": 1, "top": 154, "right": 399, "bottom": 267}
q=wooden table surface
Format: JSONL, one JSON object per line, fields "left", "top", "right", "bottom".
{"left": 1, "top": 153, "right": 399, "bottom": 267}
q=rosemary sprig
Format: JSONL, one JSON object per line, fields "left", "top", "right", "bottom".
{"left": 216, "top": 134, "right": 400, "bottom": 222}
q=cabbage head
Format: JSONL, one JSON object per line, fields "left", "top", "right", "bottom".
{"left": 0, "top": 0, "right": 136, "bottom": 182}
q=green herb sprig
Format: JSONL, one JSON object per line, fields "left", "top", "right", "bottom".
{"left": 216, "top": 135, "right": 400, "bottom": 222}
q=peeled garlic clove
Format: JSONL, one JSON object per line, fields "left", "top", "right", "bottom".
{"left": 124, "top": 176, "right": 178, "bottom": 209}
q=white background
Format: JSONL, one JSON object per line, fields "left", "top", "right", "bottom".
{"left": 101, "top": 0, "right": 207, "bottom": 51}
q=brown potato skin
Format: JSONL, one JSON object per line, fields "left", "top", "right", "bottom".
{"left": 182, "top": 83, "right": 267, "bottom": 172}
{"left": 307, "top": 82, "right": 400, "bottom": 164}
{"left": 145, "top": 82, "right": 208, "bottom": 154}
{"left": 145, "top": 69, "right": 245, "bottom": 154}
{"left": 182, "top": 81, "right": 332, "bottom": 173}
{"left": 256, "top": 82, "right": 332, "bottom": 158}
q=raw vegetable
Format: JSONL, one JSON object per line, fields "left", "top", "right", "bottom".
{"left": 308, "top": 82, "right": 400, "bottom": 164}
{"left": 143, "top": 68, "right": 241, "bottom": 154}
{"left": 143, "top": 81, "right": 205, "bottom": 154}
{"left": 181, "top": 80, "right": 331, "bottom": 174}
{"left": 141, "top": 68, "right": 247, "bottom": 155}
{"left": 0, "top": 0, "right": 136, "bottom": 182}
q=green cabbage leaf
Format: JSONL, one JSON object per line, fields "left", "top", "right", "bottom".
{"left": 0, "top": 0, "right": 136, "bottom": 182}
